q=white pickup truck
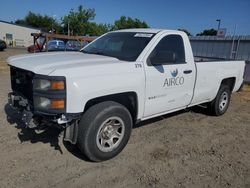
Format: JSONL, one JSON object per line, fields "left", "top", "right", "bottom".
{"left": 7, "top": 29, "right": 246, "bottom": 161}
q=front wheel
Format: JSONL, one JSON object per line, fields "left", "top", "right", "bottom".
{"left": 208, "top": 85, "right": 231, "bottom": 116}
{"left": 77, "top": 101, "right": 132, "bottom": 162}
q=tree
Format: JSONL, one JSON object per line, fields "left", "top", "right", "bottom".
{"left": 178, "top": 29, "right": 192, "bottom": 36}
{"left": 84, "top": 23, "right": 113, "bottom": 36}
{"left": 113, "top": 16, "right": 149, "bottom": 30}
{"left": 15, "top": 11, "right": 61, "bottom": 33}
{"left": 196, "top": 29, "right": 217, "bottom": 36}
{"left": 62, "top": 5, "right": 95, "bottom": 36}
{"left": 14, "top": 6, "right": 150, "bottom": 36}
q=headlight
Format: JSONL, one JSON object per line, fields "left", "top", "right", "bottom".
{"left": 33, "top": 79, "right": 65, "bottom": 91}
{"left": 33, "top": 79, "right": 51, "bottom": 90}
{"left": 34, "top": 96, "right": 65, "bottom": 110}
{"left": 33, "top": 75, "right": 66, "bottom": 113}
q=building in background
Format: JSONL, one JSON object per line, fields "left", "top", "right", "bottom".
{"left": 190, "top": 35, "right": 250, "bottom": 61}
{"left": 0, "top": 20, "right": 41, "bottom": 47}
{"left": 190, "top": 35, "right": 250, "bottom": 83}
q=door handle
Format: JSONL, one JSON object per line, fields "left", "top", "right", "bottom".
{"left": 183, "top": 70, "right": 192, "bottom": 74}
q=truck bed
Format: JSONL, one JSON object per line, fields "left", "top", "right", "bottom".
{"left": 191, "top": 60, "right": 245, "bottom": 106}
{"left": 194, "top": 56, "right": 234, "bottom": 62}
{"left": 195, "top": 56, "right": 249, "bottom": 83}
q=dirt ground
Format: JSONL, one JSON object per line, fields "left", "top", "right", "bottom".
{"left": 0, "top": 48, "right": 250, "bottom": 188}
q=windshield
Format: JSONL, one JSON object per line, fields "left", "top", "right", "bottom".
{"left": 81, "top": 32, "right": 155, "bottom": 61}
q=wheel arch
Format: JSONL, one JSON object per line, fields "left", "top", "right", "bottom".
{"left": 209, "top": 77, "right": 236, "bottom": 103}
{"left": 84, "top": 92, "right": 139, "bottom": 124}
{"left": 220, "top": 77, "right": 236, "bottom": 92}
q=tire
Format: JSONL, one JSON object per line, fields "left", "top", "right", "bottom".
{"left": 77, "top": 101, "right": 132, "bottom": 162}
{"left": 208, "top": 85, "right": 231, "bottom": 116}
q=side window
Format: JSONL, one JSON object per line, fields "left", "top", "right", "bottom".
{"left": 59, "top": 42, "right": 65, "bottom": 46}
{"left": 149, "top": 35, "right": 185, "bottom": 64}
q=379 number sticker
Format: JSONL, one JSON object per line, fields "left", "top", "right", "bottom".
{"left": 135, "top": 64, "right": 142, "bottom": 68}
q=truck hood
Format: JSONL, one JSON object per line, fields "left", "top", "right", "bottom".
{"left": 7, "top": 52, "right": 121, "bottom": 75}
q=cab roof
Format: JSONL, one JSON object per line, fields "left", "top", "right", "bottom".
{"left": 113, "top": 28, "right": 173, "bottom": 34}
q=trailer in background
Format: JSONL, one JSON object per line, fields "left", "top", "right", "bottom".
{"left": 31, "top": 33, "right": 96, "bottom": 52}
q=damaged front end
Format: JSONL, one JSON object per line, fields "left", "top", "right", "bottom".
{"left": 8, "top": 66, "right": 80, "bottom": 144}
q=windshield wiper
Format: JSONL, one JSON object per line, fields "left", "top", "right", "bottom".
{"left": 82, "top": 49, "right": 121, "bottom": 60}
{"left": 94, "top": 51, "right": 106, "bottom": 56}
{"left": 81, "top": 50, "right": 94, "bottom": 54}
{"left": 82, "top": 50, "right": 105, "bottom": 55}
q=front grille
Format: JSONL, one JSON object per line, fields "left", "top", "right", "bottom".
{"left": 10, "top": 66, "right": 34, "bottom": 102}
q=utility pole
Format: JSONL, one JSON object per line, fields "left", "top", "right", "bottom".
{"left": 51, "top": 22, "right": 54, "bottom": 34}
{"left": 216, "top": 19, "right": 221, "bottom": 32}
{"left": 68, "top": 21, "right": 70, "bottom": 36}
{"left": 51, "top": 14, "right": 57, "bottom": 34}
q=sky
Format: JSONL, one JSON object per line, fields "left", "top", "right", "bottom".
{"left": 0, "top": 0, "right": 250, "bottom": 36}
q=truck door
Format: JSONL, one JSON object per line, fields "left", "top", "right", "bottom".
{"left": 143, "top": 34, "right": 196, "bottom": 117}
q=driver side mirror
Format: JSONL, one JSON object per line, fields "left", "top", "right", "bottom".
{"left": 150, "top": 51, "right": 176, "bottom": 65}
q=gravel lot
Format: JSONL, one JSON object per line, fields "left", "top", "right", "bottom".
{"left": 0, "top": 48, "right": 250, "bottom": 188}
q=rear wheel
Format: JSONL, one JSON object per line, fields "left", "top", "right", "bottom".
{"left": 77, "top": 101, "right": 132, "bottom": 162}
{"left": 208, "top": 85, "right": 231, "bottom": 116}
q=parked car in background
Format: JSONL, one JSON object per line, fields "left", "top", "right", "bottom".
{"left": 0, "top": 39, "right": 7, "bottom": 51}
{"left": 27, "top": 43, "right": 45, "bottom": 53}
{"left": 47, "top": 40, "right": 65, "bottom": 51}
{"left": 66, "top": 41, "right": 81, "bottom": 51}
{"left": 66, "top": 40, "right": 89, "bottom": 51}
